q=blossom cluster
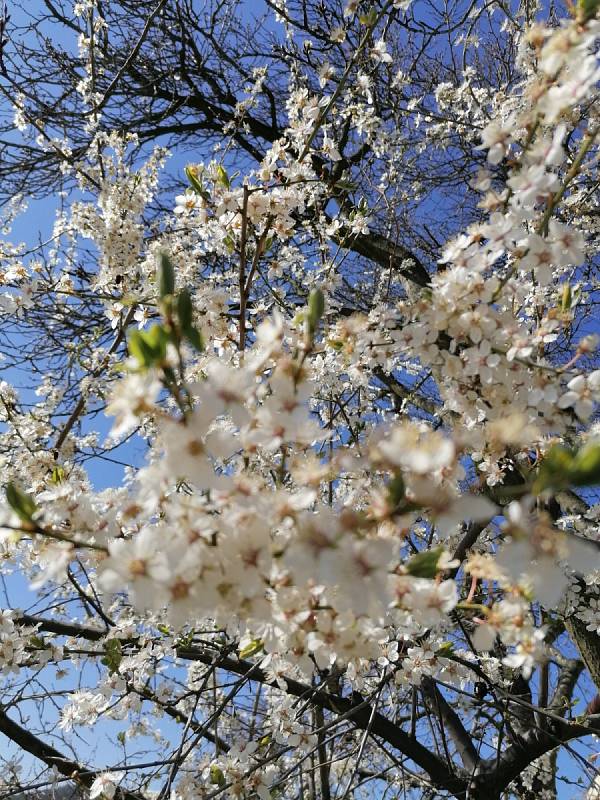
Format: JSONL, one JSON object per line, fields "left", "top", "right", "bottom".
{"left": 0, "top": 2, "right": 599, "bottom": 798}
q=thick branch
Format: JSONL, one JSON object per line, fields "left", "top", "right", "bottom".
{"left": 421, "top": 677, "right": 479, "bottom": 772}
{"left": 0, "top": 708, "right": 140, "bottom": 800}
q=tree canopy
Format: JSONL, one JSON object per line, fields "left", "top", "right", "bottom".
{"left": 1, "top": 1, "right": 600, "bottom": 798}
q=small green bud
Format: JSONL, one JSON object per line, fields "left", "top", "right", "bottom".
{"left": 561, "top": 283, "right": 572, "bottom": 312}
{"left": 307, "top": 288, "right": 325, "bottom": 335}
{"left": 534, "top": 441, "right": 600, "bottom": 493}
{"left": 128, "top": 330, "right": 155, "bottom": 367}
{"left": 333, "top": 179, "right": 358, "bottom": 191}
{"left": 50, "top": 466, "right": 65, "bottom": 485}
{"left": 359, "top": 8, "right": 378, "bottom": 26}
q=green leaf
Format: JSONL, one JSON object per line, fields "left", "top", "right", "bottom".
{"left": 185, "top": 165, "right": 210, "bottom": 200}
{"left": 570, "top": 442, "right": 600, "bottom": 487}
{"left": 184, "top": 326, "right": 204, "bottom": 352}
{"left": 177, "top": 288, "right": 194, "bottom": 330}
{"left": 177, "top": 289, "right": 204, "bottom": 352}
{"left": 6, "top": 482, "right": 37, "bottom": 524}
{"left": 386, "top": 473, "right": 405, "bottom": 507}
{"left": 534, "top": 442, "right": 600, "bottom": 493}
{"left": 215, "top": 165, "right": 230, "bottom": 189}
{"left": 157, "top": 252, "right": 175, "bottom": 299}
{"left": 239, "top": 638, "right": 263, "bottom": 659}
{"left": 101, "top": 638, "right": 123, "bottom": 675}
{"left": 176, "top": 630, "right": 195, "bottom": 648}
{"left": 128, "top": 330, "right": 155, "bottom": 367}
{"left": 209, "top": 766, "right": 226, "bottom": 787}
{"left": 333, "top": 179, "right": 358, "bottom": 191}
{"left": 406, "top": 546, "right": 444, "bottom": 579}
{"left": 577, "top": 0, "right": 600, "bottom": 23}
{"left": 128, "top": 324, "right": 169, "bottom": 368}
{"left": 533, "top": 445, "right": 574, "bottom": 493}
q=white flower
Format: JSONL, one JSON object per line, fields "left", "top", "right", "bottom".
{"left": 397, "top": 646, "right": 436, "bottom": 685}
{"left": 377, "top": 424, "right": 455, "bottom": 475}
{"left": 329, "top": 26, "right": 346, "bottom": 43}
{"left": 548, "top": 220, "right": 585, "bottom": 266}
{"left": 30, "top": 543, "right": 74, "bottom": 590}
{"left": 90, "top": 772, "right": 124, "bottom": 800}
{"left": 472, "top": 597, "right": 527, "bottom": 652}
{"left": 105, "top": 302, "right": 123, "bottom": 329}
{"left": 174, "top": 192, "right": 201, "bottom": 215}
{"left": 371, "top": 40, "right": 392, "bottom": 64}
{"left": 508, "top": 165, "right": 559, "bottom": 207}
{"left": 407, "top": 579, "right": 459, "bottom": 626}
{"left": 133, "top": 305, "right": 152, "bottom": 328}
{"left": 558, "top": 371, "right": 600, "bottom": 420}
{"left": 191, "top": 359, "right": 253, "bottom": 427}
{"left": 479, "top": 120, "right": 512, "bottom": 165}
{"left": 99, "top": 526, "right": 171, "bottom": 610}
{"left": 322, "top": 131, "right": 342, "bottom": 161}
{"left": 160, "top": 414, "right": 237, "bottom": 490}
{"left": 433, "top": 494, "right": 497, "bottom": 538}
{"left": 106, "top": 371, "right": 162, "bottom": 438}
{"left": 326, "top": 538, "right": 395, "bottom": 617}
{"left": 528, "top": 124, "right": 565, "bottom": 167}
{"left": 462, "top": 340, "right": 501, "bottom": 385}
{"left": 502, "top": 629, "right": 545, "bottom": 678}
{"left": 318, "top": 62, "right": 336, "bottom": 87}
{"left": 498, "top": 501, "right": 600, "bottom": 607}
{"left": 518, "top": 234, "right": 556, "bottom": 286}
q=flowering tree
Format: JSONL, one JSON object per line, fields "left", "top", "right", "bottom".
{"left": 1, "top": 0, "right": 600, "bottom": 798}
